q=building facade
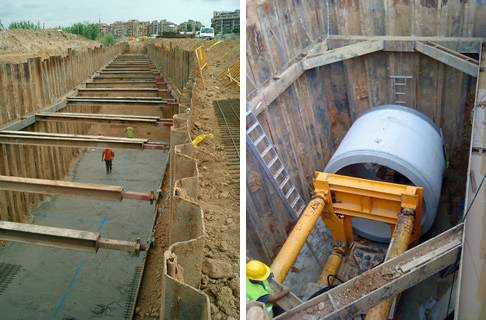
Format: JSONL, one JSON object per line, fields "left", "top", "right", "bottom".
{"left": 160, "top": 19, "right": 177, "bottom": 33}
{"left": 177, "top": 19, "right": 203, "bottom": 33}
{"left": 105, "top": 17, "right": 205, "bottom": 37}
{"left": 98, "top": 23, "right": 110, "bottom": 34}
{"left": 148, "top": 20, "right": 160, "bottom": 36}
{"left": 110, "top": 21, "right": 127, "bottom": 38}
{"left": 211, "top": 10, "right": 240, "bottom": 34}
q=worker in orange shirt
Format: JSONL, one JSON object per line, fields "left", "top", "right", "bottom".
{"left": 102, "top": 148, "right": 115, "bottom": 174}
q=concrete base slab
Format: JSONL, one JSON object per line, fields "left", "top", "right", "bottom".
{"left": 0, "top": 148, "right": 168, "bottom": 320}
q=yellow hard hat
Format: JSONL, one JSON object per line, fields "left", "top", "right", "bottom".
{"left": 246, "top": 260, "right": 271, "bottom": 281}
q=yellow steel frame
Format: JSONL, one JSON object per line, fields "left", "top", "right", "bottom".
{"left": 314, "top": 172, "right": 423, "bottom": 245}
{"left": 226, "top": 59, "right": 240, "bottom": 87}
{"left": 195, "top": 46, "right": 208, "bottom": 71}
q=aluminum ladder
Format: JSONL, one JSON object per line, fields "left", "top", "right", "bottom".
{"left": 390, "top": 75, "right": 412, "bottom": 104}
{"left": 246, "top": 110, "right": 306, "bottom": 216}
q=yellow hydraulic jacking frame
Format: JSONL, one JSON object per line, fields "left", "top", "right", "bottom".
{"left": 271, "top": 172, "right": 423, "bottom": 318}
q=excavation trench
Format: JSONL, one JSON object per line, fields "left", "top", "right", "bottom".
{"left": 246, "top": 1, "right": 476, "bottom": 319}
{"left": 0, "top": 52, "right": 173, "bottom": 319}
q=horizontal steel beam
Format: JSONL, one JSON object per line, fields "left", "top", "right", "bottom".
{"left": 35, "top": 112, "right": 172, "bottom": 127}
{"left": 103, "top": 69, "right": 155, "bottom": 72}
{"left": 78, "top": 88, "right": 159, "bottom": 92}
{"left": 0, "top": 130, "right": 169, "bottom": 150}
{"left": 0, "top": 221, "right": 145, "bottom": 253}
{"left": 100, "top": 70, "right": 156, "bottom": 74}
{"left": 89, "top": 80, "right": 157, "bottom": 83}
{"left": 70, "top": 96, "right": 163, "bottom": 101}
{"left": 67, "top": 97, "right": 169, "bottom": 104}
{"left": 0, "top": 131, "right": 149, "bottom": 150}
{"left": 94, "top": 75, "right": 157, "bottom": 79}
{"left": 0, "top": 175, "right": 156, "bottom": 202}
{"left": 86, "top": 82, "right": 158, "bottom": 89}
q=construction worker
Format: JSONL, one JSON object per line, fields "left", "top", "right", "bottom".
{"left": 101, "top": 148, "right": 115, "bottom": 174}
{"left": 125, "top": 127, "right": 135, "bottom": 138}
{"left": 246, "top": 260, "right": 289, "bottom": 318}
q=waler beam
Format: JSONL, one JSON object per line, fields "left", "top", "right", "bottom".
{"left": 0, "top": 221, "right": 146, "bottom": 253}
{"left": 35, "top": 112, "right": 173, "bottom": 127}
{"left": 0, "top": 131, "right": 169, "bottom": 150}
{"left": 67, "top": 97, "right": 175, "bottom": 104}
{"left": 0, "top": 175, "right": 156, "bottom": 203}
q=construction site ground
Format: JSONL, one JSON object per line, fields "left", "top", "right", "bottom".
{"left": 0, "top": 29, "right": 99, "bottom": 63}
{"left": 0, "top": 148, "right": 168, "bottom": 319}
{"left": 135, "top": 38, "right": 240, "bottom": 319}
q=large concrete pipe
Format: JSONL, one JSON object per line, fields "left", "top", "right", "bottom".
{"left": 324, "top": 105, "right": 445, "bottom": 242}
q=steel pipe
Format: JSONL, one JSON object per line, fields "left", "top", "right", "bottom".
{"left": 325, "top": 105, "right": 445, "bottom": 242}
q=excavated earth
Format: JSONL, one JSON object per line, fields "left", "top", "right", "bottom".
{"left": 0, "top": 29, "right": 98, "bottom": 63}
{"left": 134, "top": 38, "right": 240, "bottom": 320}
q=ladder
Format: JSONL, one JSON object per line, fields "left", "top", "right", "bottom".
{"left": 246, "top": 111, "right": 306, "bottom": 216}
{"left": 390, "top": 75, "right": 412, "bottom": 104}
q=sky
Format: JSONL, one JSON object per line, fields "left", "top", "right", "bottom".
{"left": 0, "top": 0, "right": 239, "bottom": 28}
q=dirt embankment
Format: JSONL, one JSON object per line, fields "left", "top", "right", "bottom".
{"left": 190, "top": 38, "right": 240, "bottom": 320}
{"left": 134, "top": 39, "right": 240, "bottom": 320}
{"left": 0, "top": 29, "right": 99, "bottom": 63}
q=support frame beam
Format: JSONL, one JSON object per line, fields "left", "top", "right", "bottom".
{"left": 303, "top": 40, "right": 385, "bottom": 70}
{"left": 326, "top": 35, "right": 483, "bottom": 53}
{"left": 0, "top": 221, "right": 145, "bottom": 253}
{"left": 0, "top": 175, "right": 156, "bottom": 202}
{"left": 35, "top": 112, "right": 172, "bottom": 127}
{"left": 415, "top": 41, "right": 479, "bottom": 77}
{"left": 248, "top": 60, "right": 304, "bottom": 116}
{"left": 248, "top": 36, "right": 483, "bottom": 115}
{"left": 275, "top": 224, "right": 463, "bottom": 320}
{"left": 0, "top": 130, "right": 169, "bottom": 150}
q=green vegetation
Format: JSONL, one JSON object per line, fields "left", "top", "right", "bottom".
{"left": 8, "top": 21, "right": 42, "bottom": 30}
{"left": 63, "top": 22, "right": 99, "bottom": 40}
{"left": 63, "top": 22, "right": 116, "bottom": 46}
{"left": 4, "top": 20, "right": 115, "bottom": 46}
{"left": 100, "top": 32, "right": 115, "bottom": 46}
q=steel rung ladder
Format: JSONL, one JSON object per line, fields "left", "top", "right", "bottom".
{"left": 246, "top": 111, "right": 306, "bottom": 216}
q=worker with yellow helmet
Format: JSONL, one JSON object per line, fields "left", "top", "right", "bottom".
{"left": 246, "top": 260, "right": 289, "bottom": 318}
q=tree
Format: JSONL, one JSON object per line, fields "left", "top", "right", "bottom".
{"left": 99, "top": 32, "right": 115, "bottom": 46}
{"left": 63, "top": 22, "right": 100, "bottom": 40}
